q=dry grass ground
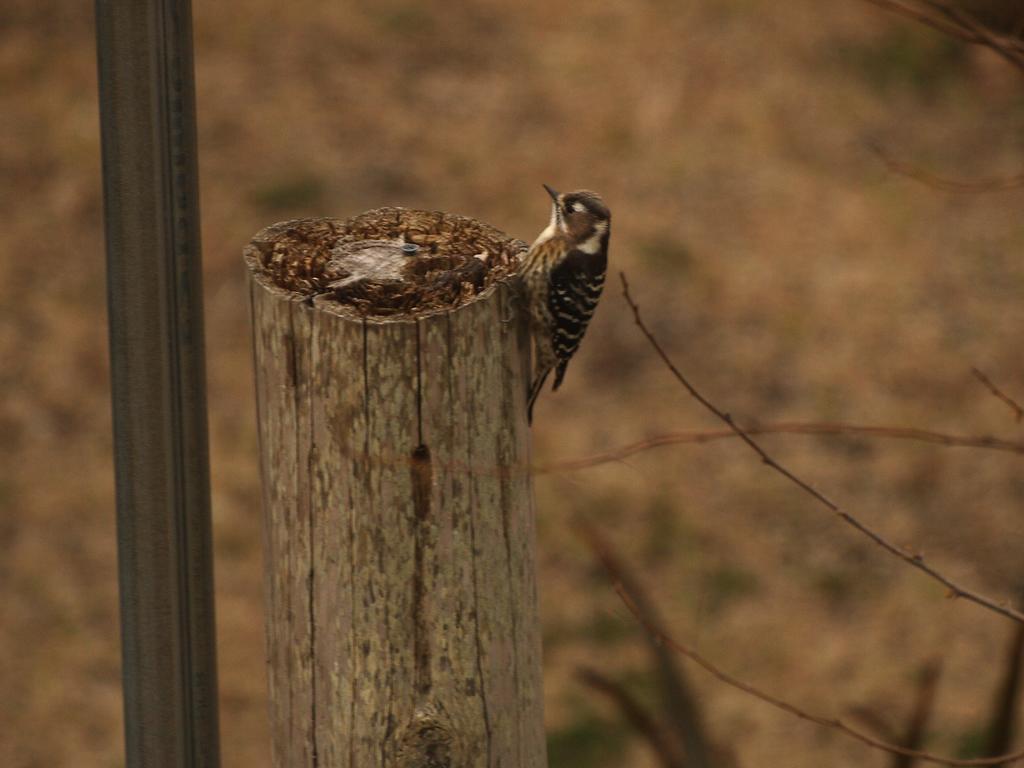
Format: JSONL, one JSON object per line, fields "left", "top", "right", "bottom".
{"left": 2, "top": 1, "right": 1023, "bottom": 766}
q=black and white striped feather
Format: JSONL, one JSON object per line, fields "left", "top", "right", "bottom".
{"left": 520, "top": 187, "right": 610, "bottom": 423}
{"left": 548, "top": 249, "right": 606, "bottom": 390}
{"left": 521, "top": 230, "right": 608, "bottom": 422}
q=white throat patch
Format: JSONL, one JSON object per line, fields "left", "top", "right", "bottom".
{"left": 577, "top": 220, "right": 607, "bottom": 254}
{"left": 532, "top": 204, "right": 560, "bottom": 247}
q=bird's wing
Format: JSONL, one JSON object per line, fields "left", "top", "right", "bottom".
{"left": 547, "top": 250, "right": 606, "bottom": 391}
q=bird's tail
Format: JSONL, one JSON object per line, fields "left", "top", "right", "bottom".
{"left": 551, "top": 359, "right": 570, "bottom": 392}
{"left": 527, "top": 368, "right": 552, "bottom": 425}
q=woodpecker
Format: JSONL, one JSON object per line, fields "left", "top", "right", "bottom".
{"left": 519, "top": 184, "right": 610, "bottom": 424}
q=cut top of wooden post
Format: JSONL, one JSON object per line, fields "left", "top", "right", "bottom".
{"left": 245, "top": 206, "right": 546, "bottom": 767}
{"left": 244, "top": 207, "right": 528, "bottom": 319}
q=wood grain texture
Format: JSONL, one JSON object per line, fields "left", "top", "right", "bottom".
{"left": 246, "top": 220, "right": 545, "bottom": 768}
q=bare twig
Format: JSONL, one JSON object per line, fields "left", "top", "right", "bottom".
{"left": 985, "top": 622, "right": 1024, "bottom": 761}
{"left": 616, "top": 580, "right": 1018, "bottom": 767}
{"left": 893, "top": 658, "right": 944, "bottom": 768}
{"left": 972, "top": 368, "right": 1024, "bottom": 423}
{"left": 861, "top": 1, "right": 1024, "bottom": 193}
{"left": 926, "top": 0, "right": 1024, "bottom": 68}
{"left": 851, "top": 619, "right": 1022, "bottom": 765}
{"left": 583, "top": 524, "right": 1024, "bottom": 766}
{"left": 861, "top": 0, "right": 1024, "bottom": 72}
{"left": 868, "top": 142, "right": 1024, "bottom": 193}
{"left": 577, "top": 667, "right": 686, "bottom": 768}
{"left": 578, "top": 522, "right": 713, "bottom": 768}
{"left": 860, "top": 2, "right": 1024, "bottom": 194}
{"left": 848, "top": 705, "right": 904, "bottom": 745}
{"left": 254, "top": 418, "right": 1023, "bottom": 480}
{"left": 535, "top": 421, "right": 1024, "bottom": 475}
{"left": 864, "top": 0, "right": 988, "bottom": 43}
{"left": 619, "top": 271, "right": 1024, "bottom": 625}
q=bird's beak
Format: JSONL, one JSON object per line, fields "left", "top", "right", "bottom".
{"left": 542, "top": 183, "right": 559, "bottom": 202}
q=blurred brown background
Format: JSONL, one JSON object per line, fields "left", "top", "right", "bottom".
{"left": 2, "top": 1, "right": 1023, "bottom": 766}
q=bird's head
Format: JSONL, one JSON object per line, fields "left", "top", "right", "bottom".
{"left": 542, "top": 184, "right": 610, "bottom": 254}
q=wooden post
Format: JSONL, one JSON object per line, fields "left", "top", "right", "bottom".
{"left": 245, "top": 210, "right": 547, "bottom": 767}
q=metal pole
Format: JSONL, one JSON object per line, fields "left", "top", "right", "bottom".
{"left": 95, "top": 1, "right": 220, "bottom": 766}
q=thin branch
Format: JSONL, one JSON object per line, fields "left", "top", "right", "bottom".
{"left": 853, "top": 660, "right": 946, "bottom": 768}
{"left": 972, "top": 368, "right": 1024, "bottom": 423}
{"left": 847, "top": 705, "right": 904, "bottom": 745}
{"left": 258, "top": 418, "right": 1024, "bottom": 480}
{"left": 863, "top": 0, "right": 986, "bottom": 42}
{"left": 614, "top": 580, "right": 1023, "bottom": 767}
{"left": 868, "top": 142, "right": 1024, "bottom": 194}
{"left": 861, "top": 0, "right": 1024, "bottom": 72}
{"left": 893, "top": 658, "right": 944, "bottom": 768}
{"left": 619, "top": 271, "right": 1024, "bottom": 625}
{"left": 577, "top": 667, "right": 686, "bottom": 768}
{"left": 985, "top": 622, "right": 1024, "bottom": 760}
{"left": 578, "top": 521, "right": 713, "bottom": 768}
{"left": 861, "top": 0, "right": 1024, "bottom": 193}
{"left": 925, "top": 0, "right": 1024, "bottom": 68}
{"left": 535, "top": 422, "right": 1024, "bottom": 475}
{"left": 582, "top": 523, "right": 1024, "bottom": 766}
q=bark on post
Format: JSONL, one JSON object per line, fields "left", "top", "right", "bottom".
{"left": 245, "top": 210, "right": 546, "bottom": 767}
